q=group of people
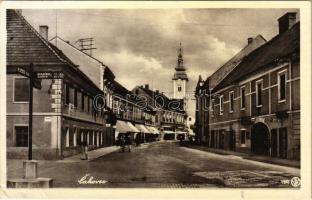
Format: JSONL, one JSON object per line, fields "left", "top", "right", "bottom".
{"left": 118, "top": 133, "right": 132, "bottom": 152}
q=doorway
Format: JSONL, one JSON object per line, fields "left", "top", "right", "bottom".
{"left": 251, "top": 122, "right": 270, "bottom": 156}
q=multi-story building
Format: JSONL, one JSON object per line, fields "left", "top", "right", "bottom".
{"left": 6, "top": 9, "right": 115, "bottom": 159}
{"left": 132, "top": 84, "right": 186, "bottom": 140}
{"left": 103, "top": 71, "right": 158, "bottom": 143}
{"left": 195, "top": 35, "right": 266, "bottom": 144}
{"left": 195, "top": 12, "right": 300, "bottom": 160}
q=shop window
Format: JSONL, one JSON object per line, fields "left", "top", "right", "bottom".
{"left": 15, "top": 126, "right": 28, "bottom": 147}
{"left": 14, "top": 78, "right": 29, "bottom": 102}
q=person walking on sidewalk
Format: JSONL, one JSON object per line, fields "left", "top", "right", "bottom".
{"left": 125, "top": 133, "right": 131, "bottom": 152}
{"left": 120, "top": 134, "right": 126, "bottom": 152}
{"left": 81, "top": 141, "right": 88, "bottom": 160}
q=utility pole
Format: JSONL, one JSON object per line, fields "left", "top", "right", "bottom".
{"left": 76, "top": 38, "right": 97, "bottom": 56}
{"left": 28, "top": 63, "right": 33, "bottom": 160}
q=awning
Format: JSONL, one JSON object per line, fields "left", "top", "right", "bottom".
{"left": 127, "top": 122, "right": 140, "bottom": 133}
{"left": 149, "top": 126, "right": 160, "bottom": 134}
{"left": 176, "top": 131, "right": 187, "bottom": 134}
{"left": 146, "top": 126, "right": 156, "bottom": 135}
{"left": 116, "top": 120, "right": 130, "bottom": 134}
{"left": 135, "top": 124, "right": 150, "bottom": 134}
{"left": 163, "top": 130, "right": 175, "bottom": 134}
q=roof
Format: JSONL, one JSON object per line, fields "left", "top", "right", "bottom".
{"left": 6, "top": 10, "right": 74, "bottom": 67}
{"left": 6, "top": 9, "right": 103, "bottom": 94}
{"left": 208, "top": 35, "right": 267, "bottom": 89}
{"left": 112, "top": 80, "right": 131, "bottom": 98}
{"left": 135, "top": 86, "right": 185, "bottom": 113}
{"left": 50, "top": 36, "right": 106, "bottom": 89}
{"left": 214, "top": 22, "right": 300, "bottom": 91}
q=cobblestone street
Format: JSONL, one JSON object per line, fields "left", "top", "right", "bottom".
{"left": 8, "top": 141, "right": 300, "bottom": 188}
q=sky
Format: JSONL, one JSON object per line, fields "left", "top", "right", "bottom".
{"left": 21, "top": 8, "right": 299, "bottom": 117}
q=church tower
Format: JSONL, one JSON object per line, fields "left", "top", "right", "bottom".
{"left": 172, "top": 43, "right": 188, "bottom": 100}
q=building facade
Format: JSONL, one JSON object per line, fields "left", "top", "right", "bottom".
{"left": 6, "top": 10, "right": 115, "bottom": 159}
{"left": 195, "top": 12, "right": 300, "bottom": 160}
{"left": 195, "top": 33, "right": 266, "bottom": 145}
{"left": 132, "top": 84, "right": 186, "bottom": 140}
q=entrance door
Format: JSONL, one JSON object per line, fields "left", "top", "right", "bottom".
{"left": 251, "top": 123, "right": 270, "bottom": 155}
{"left": 279, "top": 128, "right": 288, "bottom": 159}
{"left": 219, "top": 131, "right": 225, "bottom": 149}
{"left": 271, "top": 129, "right": 278, "bottom": 157}
{"left": 229, "top": 130, "right": 235, "bottom": 151}
{"left": 211, "top": 131, "right": 215, "bottom": 148}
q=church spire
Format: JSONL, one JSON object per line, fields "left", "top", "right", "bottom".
{"left": 173, "top": 42, "right": 188, "bottom": 81}
{"left": 176, "top": 42, "right": 184, "bottom": 70}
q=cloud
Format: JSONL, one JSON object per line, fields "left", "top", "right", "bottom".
{"left": 101, "top": 50, "right": 171, "bottom": 91}
{"left": 21, "top": 8, "right": 299, "bottom": 118}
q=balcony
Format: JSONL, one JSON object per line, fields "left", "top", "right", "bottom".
{"left": 62, "top": 104, "right": 104, "bottom": 124}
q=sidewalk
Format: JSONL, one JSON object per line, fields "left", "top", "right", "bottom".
{"left": 60, "top": 145, "right": 120, "bottom": 162}
{"left": 7, "top": 145, "right": 120, "bottom": 179}
{"left": 182, "top": 144, "right": 300, "bottom": 168}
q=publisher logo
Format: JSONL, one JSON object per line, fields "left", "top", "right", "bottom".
{"left": 290, "top": 177, "right": 301, "bottom": 187}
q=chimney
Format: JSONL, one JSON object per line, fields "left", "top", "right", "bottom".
{"left": 278, "top": 12, "right": 297, "bottom": 34}
{"left": 155, "top": 90, "right": 159, "bottom": 94}
{"left": 144, "top": 84, "right": 149, "bottom": 90}
{"left": 247, "top": 37, "right": 253, "bottom": 44}
{"left": 39, "top": 25, "right": 49, "bottom": 40}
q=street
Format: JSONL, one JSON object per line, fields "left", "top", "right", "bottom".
{"left": 8, "top": 141, "right": 300, "bottom": 188}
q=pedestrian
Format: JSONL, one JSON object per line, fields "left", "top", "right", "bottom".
{"left": 125, "top": 133, "right": 131, "bottom": 152}
{"left": 120, "top": 134, "right": 126, "bottom": 152}
{"left": 81, "top": 141, "right": 88, "bottom": 160}
{"left": 135, "top": 134, "right": 140, "bottom": 146}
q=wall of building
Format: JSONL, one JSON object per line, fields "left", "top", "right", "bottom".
{"left": 205, "top": 59, "right": 300, "bottom": 160}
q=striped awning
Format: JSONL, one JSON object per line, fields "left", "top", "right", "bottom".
{"left": 135, "top": 124, "right": 150, "bottom": 134}
{"left": 115, "top": 120, "right": 130, "bottom": 134}
{"left": 148, "top": 126, "right": 160, "bottom": 134}
{"left": 127, "top": 122, "right": 140, "bottom": 133}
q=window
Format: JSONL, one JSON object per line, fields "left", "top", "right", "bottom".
{"left": 189, "top": 117, "right": 192, "bottom": 121}
{"left": 229, "top": 91, "right": 234, "bottom": 113}
{"left": 74, "top": 89, "right": 78, "bottom": 107}
{"left": 87, "top": 96, "right": 90, "bottom": 113}
{"left": 256, "top": 80, "right": 262, "bottom": 107}
{"left": 211, "top": 99, "right": 214, "bottom": 117}
{"left": 278, "top": 71, "right": 287, "bottom": 102}
{"left": 240, "top": 130, "right": 246, "bottom": 145}
{"left": 81, "top": 93, "right": 85, "bottom": 111}
{"left": 15, "top": 126, "right": 28, "bottom": 147}
{"left": 240, "top": 86, "right": 246, "bottom": 109}
{"left": 14, "top": 78, "right": 29, "bottom": 102}
{"left": 219, "top": 95, "right": 224, "bottom": 115}
{"left": 178, "top": 86, "right": 182, "bottom": 92}
{"left": 65, "top": 84, "right": 70, "bottom": 105}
